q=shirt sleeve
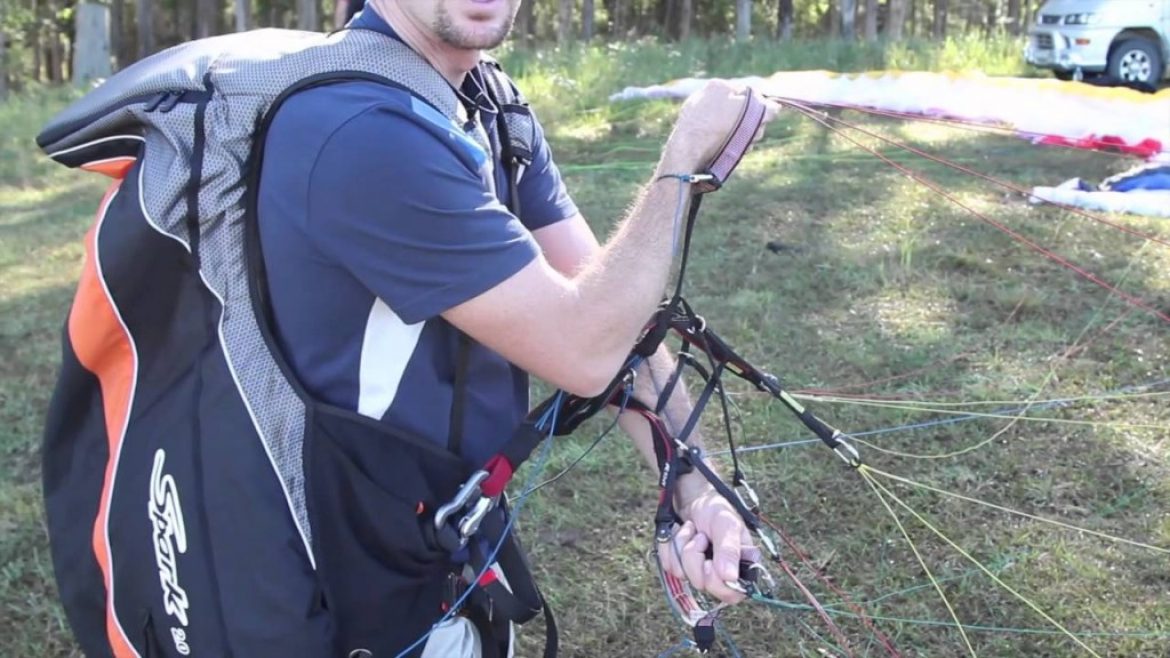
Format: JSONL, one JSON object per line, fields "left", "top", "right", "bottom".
{"left": 304, "top": 102, "right": 540, "bottom": 325}
{"left": 515, "top": 112, "right": 579, "bottom": 231}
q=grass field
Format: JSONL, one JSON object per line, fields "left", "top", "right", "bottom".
{"left": 2, "top": 36, "right": 1169, "bottom": 657}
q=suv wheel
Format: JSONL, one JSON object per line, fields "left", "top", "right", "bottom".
{"left": 1108, "top": 38, "right": 1163, "bottom": 85}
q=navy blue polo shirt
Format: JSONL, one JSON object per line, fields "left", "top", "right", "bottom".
{"left": 257, "top": 9, "right": 578, "bottom": 467}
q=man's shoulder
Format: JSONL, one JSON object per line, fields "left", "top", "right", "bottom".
{"left": 264, "top": 79, "right": 485, "bottom": 172}
{"left": 266, "top": 80, "right": 414, "bottom": 144}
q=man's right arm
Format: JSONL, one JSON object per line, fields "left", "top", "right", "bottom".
{"left": 442, "top": 81, "right": 778, "bottom": 397}
{"left": 443, "top": 176, "right": 683, "bottom": 396}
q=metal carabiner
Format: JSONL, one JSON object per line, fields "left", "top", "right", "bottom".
{"left": 754, "top": 528, "right": 780, "bottom": 562}
{"left": 725, "top": 560, "right": 777, "bottom": 598}
{"left": 434, "top": 470, "right": 489, "bottom": 532}
{"left": 733, "top": 478, "right": 762, "bottom": 515}
{"left": 833, "top": 438, "right": 862, "bottom": 469}
{"left": 457, "top": 495, "right": 497, "bottom": 539}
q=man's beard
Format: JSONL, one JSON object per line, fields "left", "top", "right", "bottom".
{"left": 434, "top": 1, "right": 517, "bottom": 50}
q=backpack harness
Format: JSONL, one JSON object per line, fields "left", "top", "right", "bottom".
{"left": 39, "top": 26, "right": 552, "bottom": 658}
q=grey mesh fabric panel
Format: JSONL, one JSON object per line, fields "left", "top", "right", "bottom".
{"left": 38, "top": 27, "right": 533, "bottom": 558}
{"left": 503, "top": 111, "right": 536, "bottom": 159}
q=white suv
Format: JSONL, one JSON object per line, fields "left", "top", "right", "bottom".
{"left": 1025, "top": 0, "right": 1170, "bottom": 85}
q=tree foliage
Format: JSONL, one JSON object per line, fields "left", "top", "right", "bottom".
{"left": 0, "top": 0, "right": 1036, "bottom": 89}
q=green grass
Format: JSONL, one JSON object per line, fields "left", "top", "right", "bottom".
{"left": 0, "top": 84, "right": 100, "bottom": 658}
{"left": 3, "top": 37, "right": 1170, "bottom": 658}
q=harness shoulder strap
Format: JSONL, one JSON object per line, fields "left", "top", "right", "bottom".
{"left": 478, "top": 59, "right": 537, "bottom": 221}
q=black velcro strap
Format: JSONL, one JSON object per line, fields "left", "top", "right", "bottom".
{"left": 653, "top": 347, "right": 692, "bottom": 415}
{"left": 467, "top": 510, "right": 558, "bottom": 657}
{"left": 634, "top": 309, "right": 673, "bottom": 358}
{"left": 538, "top": 594, "right": 558, "bottom": 658}
{"left": 693, "top": 620, "right": 717, "bottom": 653}
{"left": 684, "top": 452, "right": 760, "bottom": 532}
{"left": 497, "top": 419, "right": 546, "bottom": 472}
{"left": 674, "top": 363, "right": 725, "bottom": 446}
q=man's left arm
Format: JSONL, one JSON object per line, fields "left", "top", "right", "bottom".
{"left": 532, "top": 215, "right": 753, "bottom": 605}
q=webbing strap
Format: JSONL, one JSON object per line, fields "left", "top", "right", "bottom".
{"left": 468, "top": 509, "right": 558, "bottom": 658}
{"left": 695, "top": 90, "right": 768, "bottom": 194}
{"left": 448, "top": 62, "right": 528, "bottom": 459}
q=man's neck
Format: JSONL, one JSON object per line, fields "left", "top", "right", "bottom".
{"left": 371, "top": 1, "right": 478, "bottom": 87}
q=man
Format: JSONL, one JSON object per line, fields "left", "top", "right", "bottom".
{"left": 257, "top": 0, "right": 779, "bottom": 654}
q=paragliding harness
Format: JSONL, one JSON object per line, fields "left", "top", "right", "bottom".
{"left": 37, "top": 27, "right": 554, "bottom": 658}
{"left": 523, "top": 90, "right": 868, "bottom": 655}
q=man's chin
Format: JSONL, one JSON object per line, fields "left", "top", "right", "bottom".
{"left": 444, "top": 25, "right": 511, "bottom": 50}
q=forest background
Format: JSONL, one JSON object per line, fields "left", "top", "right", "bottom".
{"left": 0, "top": 0, "right": 1045, "bottom": 92}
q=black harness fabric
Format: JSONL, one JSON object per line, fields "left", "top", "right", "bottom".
{"left": 306, "top": 405, "right": 468, "bottom": 656}
{"left": 40, "top": 35, "right": 553, "bottom": 658}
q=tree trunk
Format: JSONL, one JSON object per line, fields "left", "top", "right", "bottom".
{"left": 235, "top": 0, "right": 250, "bottom": 31}
{"left": 137, "top": 0, "right": 155, "bottom": 57}
{"left": 932, "top": 0, "right": 947, "bottom": 39}
{"left": 48, "top": 28, "right": 64, "bottom": 83}
{"left": 613, "top": 0, "right": 629, "bottom": 37}
{"left": 582, "top": 0, "right": 594, "bottom": 40}
{"left": 109, "top": 0, "right": 125, "bottom": 68}
{"left": 776, "top": 0, "right": 794, "bottom": 39}
{"left": 965, "top": 0, "right": 980, "bottom": 33}
{"left": 986, "top": 0, "right": 998, "bottom": 35}
{"left": 735, "top": 0, "right": 751, "bottom": 40}
{"left": 515, "top": 0, "right": 534, "bottom": 45}
{"left": 557, "top": 0, "right": 571, "bottom": 44}
{"left": 177, "top": 0, "right": 193, "bottom": 40}
{"left": 679, "top": 0, "right": 692, "bottom": 39}
{"left": 1007, "top": 0, "right": 1021, "bottom": 33}
{"left": 840, "top": 0, "right": 856, "bottom": 39}
{"left": 73, "top": 3, "right": 112, "bottom": 84}
{"left": 864, "top": 0, "right": 878, "bottom": 39}
{"left": 297, "top": 0, "right": 318, "bottom": 31}
{"left": 30, "top": 0, "right": 42, "bottom": 82}
{"left": 196, "top": 0, "right": 216, "bottom": 38}
{"left": 660, "top": 0, "right": 675, "bottom": 39}
{"left": 45, "top": 0, "right": 65, "bottom": 83}
{"left": 0, "top": 32, "right": 8, "bottom": 100}
{"left": 887, "top": 0, "right": 906, "bottom": 39}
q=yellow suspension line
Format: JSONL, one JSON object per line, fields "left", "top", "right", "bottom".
{"left": 861, "top": 467, "right": 1103, "bottom": 657}
{"left": 860, "top": 469, "right": 979, "bottom": 658}
{"left": 863, "top": 466, "right": 1170, "bottom": 555}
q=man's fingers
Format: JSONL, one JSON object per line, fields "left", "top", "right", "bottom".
{"left": 710, "top": 511, "right": 745, "bottom": 583}
{"left": 679, "top": 531, "right": 710, "bottom": 592}
{"left": 705, "top": 566, "right": 747, "bottom": 605}
{"left": 659, "top": 521, "right": 694, "bottom": 580}
{"left": 740, "top": 527, "right": 763, "bottom": 564}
